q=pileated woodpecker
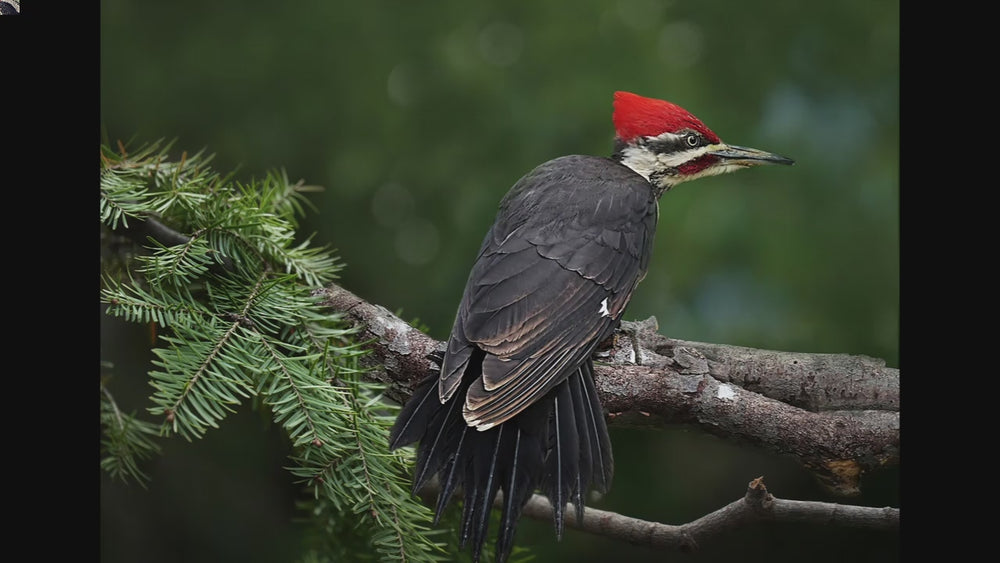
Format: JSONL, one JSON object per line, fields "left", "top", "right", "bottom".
{"left": 389, "top": 91, "right": 793, "bottom": 561}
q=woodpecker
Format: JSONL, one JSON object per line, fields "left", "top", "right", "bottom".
{"left": 389, "top": 91, "right": 793, "bottom": 562}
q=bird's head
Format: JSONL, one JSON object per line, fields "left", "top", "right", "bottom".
{"left": 612, "top": 91, "right": 793, "bottom": 192}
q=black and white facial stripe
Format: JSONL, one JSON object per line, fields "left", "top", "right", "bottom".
{"left": 613, "top": 129, "right": 734, "bottom": 190}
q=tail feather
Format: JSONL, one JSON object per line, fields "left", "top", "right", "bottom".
{"left": 433, "top": 424, "right": 468, "bottom": 525}
{"left": 411, "top": 386, "right": 465, "bottom": 494}
{"left": 581, "top": 361, "right": 614, "bottom": 491}
{"left": 541, "top": 382, "right": 580, "bottom": 539}
{"left": 388, "top": 356, "right": 612, "bottom": 563}
{"left": 567, "top": 368, "right": 593, "bottom": 524}
{"left": 387, "top": 374, "right": 441, "bottom": 451}
{"left": 471, "top": 425, "right": 506, "bottom": 558}
{"left": 459, "top": 459, "right": 480, "bottom": 548}
{"left": 495, "top": 427, "right": 535, "bottom": 562}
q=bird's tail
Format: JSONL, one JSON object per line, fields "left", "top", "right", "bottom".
{"left": 389, "top": 353, "right": 613, "bottom": 563}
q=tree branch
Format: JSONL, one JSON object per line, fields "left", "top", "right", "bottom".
{"left": 420, "top": 476, "right": 897, "bottom": 553}
{"left": 517, "top": 477, "right": 898, "bottom": 552}
{"left": 314, "top": 283, "right": 899, "bottom": 497}
{"left": 616, "top": 317, "right": 898, "bottom": 412}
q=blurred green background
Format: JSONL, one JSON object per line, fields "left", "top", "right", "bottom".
{"left": 100, "top": 1, "right": 898, "bottom": 562}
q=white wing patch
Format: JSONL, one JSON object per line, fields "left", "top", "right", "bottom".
{"left": 598, "top": 297, "right": 611, "bottom": 318}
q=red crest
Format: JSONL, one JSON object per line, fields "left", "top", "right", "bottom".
{"left": 612, "top": 91, "right": 719, "bottom": 144}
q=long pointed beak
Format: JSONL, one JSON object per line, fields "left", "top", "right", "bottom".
{"left": 708, "top": 144, "right": 794, "bottom": 166}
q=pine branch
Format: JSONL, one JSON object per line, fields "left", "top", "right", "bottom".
{"left": 100, "top": 383, "right": 163, "bottom": 487}
{"left": 100, "top": 141, "right": 451, "bottom": 562}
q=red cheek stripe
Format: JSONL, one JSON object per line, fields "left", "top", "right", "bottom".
{"left": 678, "top": 155, "right": 717, "bottom": 175}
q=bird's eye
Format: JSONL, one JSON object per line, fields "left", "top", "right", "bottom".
{"left": 685, "top": 134, "right": 700, "bottom": 148}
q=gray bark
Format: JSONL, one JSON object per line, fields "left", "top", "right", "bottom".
{"left": 315, "top": 283, "right": 899, "bottom": 497}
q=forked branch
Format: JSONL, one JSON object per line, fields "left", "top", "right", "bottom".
{"left": 517, "top": 477, "right": 898, "bottom": 551}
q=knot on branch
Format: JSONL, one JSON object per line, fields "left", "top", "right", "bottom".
{"left": 744, "top": 477, "right": 775, "bottom": 514}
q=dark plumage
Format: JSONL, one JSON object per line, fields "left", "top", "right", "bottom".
{"left": 390, "top": 155, "right": 656, "bottom": 562}
{"left": 389, "top": 91, "right": 792, "bottom": 562}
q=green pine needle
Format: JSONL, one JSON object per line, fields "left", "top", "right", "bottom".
{"left": 100, "top": 140, "right": 453, "bottom": 561}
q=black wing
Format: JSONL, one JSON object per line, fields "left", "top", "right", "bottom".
{"left": 439, "top": 154, "right": 658, "bottom": 429}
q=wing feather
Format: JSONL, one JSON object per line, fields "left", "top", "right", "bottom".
{"left": 440, "top": 155, "right": 656, "bottom": 430}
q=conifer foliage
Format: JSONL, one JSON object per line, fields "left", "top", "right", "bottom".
{"left": 99, "top": 140, "right": 448, "bottom": 561}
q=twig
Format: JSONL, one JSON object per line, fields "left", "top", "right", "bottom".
{"left": 517, "top": 477, "right": 898, "bottom": 552}
{"left": 419, "top": 476, "right": 897, "bottom": 553}
{"left": 106, "top": 214, "right": 235, "bottom": 273}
